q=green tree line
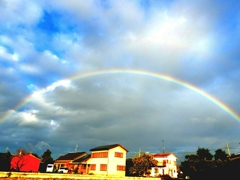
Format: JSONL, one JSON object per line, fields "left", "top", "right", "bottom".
{"left": 179, "top": 147, "right": 240, "bottom": 180}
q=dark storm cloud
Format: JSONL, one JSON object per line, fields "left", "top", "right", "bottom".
{"left": 0, "top": 0, "right": 240, "bottom": 162}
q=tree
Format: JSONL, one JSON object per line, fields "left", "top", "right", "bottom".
{"left": 196, "top": 147, "right": 213, "bottom": 161}
{"left": 41, "top": 149, "right": 53, "bottom": 163}
{"left": 214, "top": 149, "right": 227, "bottom": 161}
{"left": 180, "top": 147, "right": 215, "bottom": 177}
{"left": 180, "top": 154, "right": 200, "bottom": 177}
{"left": 129, "top": 153, "right": 158, "bottom": 176}
{"left": 40, "top": 149, "right": 54, "bottom": 172}
{"left": 16, "top": 149, "right": 28, "bottom": 156}
{"left": 32, "top": 153, "right": 40, "bottom": 158}
{"left": 0, "top": 151, "right": 11, "bottom": 171}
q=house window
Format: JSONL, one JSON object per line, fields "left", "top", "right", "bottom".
{"left": 100, "top": 164, "right": 107, "bottom": 171}
{"left": 115, "top": 152, "right": 123, "bottom": 158}
{"left": 117, "top": 165, "right": 125, "bottom": 171}
{"left": 158, "top": 160, "right": 167, "bottom": 166}
{"left": 90, "top": 164, "right": 96, "bottom": 170}
{"left": 91, "top": 152, "right": 108, "bottom": 158}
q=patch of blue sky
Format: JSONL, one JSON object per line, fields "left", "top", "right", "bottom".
{"left": 23, "top": 72, "right": 63, "bottom": 90}
{"left": 37, "top": 11, "right": 61, "bottom": 35}
{"left": 35, "top": 10, "right": 79, "bottom": 50}
{"left": 0, "top": 60, "right": 14, "bottom": 70}
{"left": 27, "top": 83, "right": 38, "bottom": 92}
{"left": 99, "top": 0, "right": 111, "bottom": 10}
{"left": 139, "top": 0, "right": 174, "bottom": 13}
{"left": 34, "top": 10, "right": 101, "bottom": 54}
{"left": 209, "top": 8, "right": 240, "bottom": 56}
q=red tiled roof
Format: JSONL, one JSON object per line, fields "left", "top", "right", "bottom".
{"left": 11, "top": 153, "right": 41, "bottom": 160}
{"left": 152, "top": 153, "right": 176, "bottom": 158}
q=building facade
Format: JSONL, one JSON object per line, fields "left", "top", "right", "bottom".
{"left": 54, "top": 151, "right": 87, "bottom": 173}
{"left": 150, "top": 153, "right": 178, "bottom": 178}
{"left": 11, "top": 153, "right": 41, "bottom": 172}
{"left": 87, "top": 144, "right": 128, "bottom": 176}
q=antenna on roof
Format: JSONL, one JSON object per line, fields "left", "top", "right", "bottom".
{"left": 162, "top": 140, "right": 165, "bottom": 153}
{"left": 75, "top": 145, "right": 78, "bottom": 152}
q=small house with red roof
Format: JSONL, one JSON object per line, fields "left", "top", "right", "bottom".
{"left": 54, "top": 151, "right": 87, "bottom": 173}
{"left": 149, "top": 152, "right": 178, "bottom": 178}
{"left": 71, "top": 154, "right": 91, "bottom": 174}
{"left": 87, "top": 144, "right": 128, "bottom": 176}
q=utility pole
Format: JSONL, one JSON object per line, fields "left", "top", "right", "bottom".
{"left": 226, "top": 143, "right": 231, "bottom": 156}
{"left": 162, "top": 140, "right": 165, "bottom": 153}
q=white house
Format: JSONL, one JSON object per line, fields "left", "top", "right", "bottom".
{"left": 87, "top": 144, "right": 128, "bottom": 176}
{"left": 150, "top": 152, "right": 178, "bottom": 178}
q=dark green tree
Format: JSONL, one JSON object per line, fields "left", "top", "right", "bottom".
{"left": 197, "top": 147, "right": 213, "bottom": 160}
{"left": 180, "top": 154, "right": 199, "bottom": 176}
{"left": 0, "top": 151, "right": 11, "bottom": 171}
{"left": 41, "top": 149, "right": 53, "bottom": 163}
{"left": 40, "top": 149, "right": 54, "bottom": 172}
{"left": 129, "top": 153, "right": 158, "bottom": 176}
{"left": 214, "top": 149, "right": 227, "bottom": 161}
{"left": 32, "top": 153, "right": 40, "bottom": 158}
{"left": 180, "top": 147, "right": 215, "bottom": 177}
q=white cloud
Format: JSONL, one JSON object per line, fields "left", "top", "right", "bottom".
{"left": 50, "top": 0, "right": 97, "bottom": 19}
{"left": 50, "top": 120, "right": 59, "bottom": 128}
{"left": 0, "top": 0, "right": 42, "bottom": 26}
{"left": 19, "top": 64, "right": 41, "bottom": 74}
{"left": 0, "top": 35, "right": 35, "bottom": 63}
{"left": 35, "top": 141, "right": 50, "bottom": 150}
{"left": 0, "top": 0, "right": 240, "bottom": 162}
{"left": 17, "top": 110, "right": 39, "bottom": 126}
{"left": 0, "top": 46, "right": 18, "bottom": 61}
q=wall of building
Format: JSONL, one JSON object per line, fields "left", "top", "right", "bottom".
{"left": 108, "top": 146, "right": 126, "bottom": 176}
{"left": 87, "top": 146, "right": 127, "bottom": 176}
{"left": 10, "top": 154, "right": 40, "bottom": 172}
{"left": 151, "top": 154, "right": 178, "bottom": 178}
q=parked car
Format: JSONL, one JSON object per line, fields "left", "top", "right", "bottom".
{"left": 46, "top": 164, "right": 54, "bottom": 172}
{"left": 58, "top": 167, "right": 68, "bottom": 173}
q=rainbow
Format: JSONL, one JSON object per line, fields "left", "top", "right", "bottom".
{"left": 1, "top": 68, "right": 239, "bottom": 123}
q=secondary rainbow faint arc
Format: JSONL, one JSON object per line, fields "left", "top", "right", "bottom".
{"left": 1, "top": 68, "right": 239, "bottom": 123}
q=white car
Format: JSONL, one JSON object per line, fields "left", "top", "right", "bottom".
{"left": 58, "top": 167, "right": 68, "bottom": 173}
{"left": 46, "top": 164, "right": 54, "bottom": 172}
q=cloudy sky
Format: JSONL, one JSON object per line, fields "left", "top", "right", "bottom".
{"left": 0, "top": 0, "right": 240, "bottom": 163}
